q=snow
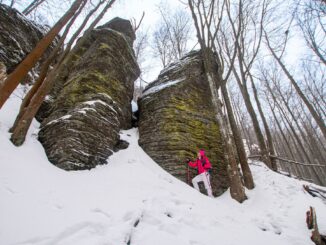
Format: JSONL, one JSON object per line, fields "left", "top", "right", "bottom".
{"left": 1, "top": 92, "right": 326, "bottom": 245}
{"left": 45, "top": 114, "right": 72, "bottom": 126}
{"left": 83, "top": 100, "right": 118, "bottom": 114}
{"left": 142, "top": 78, "right": 186, "bottom": 97}
{"left": 159, "top": 52, "right": 200, "bottom": 76}
{"left": 131, "top": 100, "right": 138, "bottom": 113}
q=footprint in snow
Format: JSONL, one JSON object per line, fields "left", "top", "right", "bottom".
{"left": 4, "top": 186, "right": 17, "bottom": 194}
{"left": 54, "top": 204, "right": 64, "bottom": 210}
{"left": 128, "top": 159, "right": 136, "bottom": 164}
{"left": 91, "top": 208, "right": 111, "bottom": 220}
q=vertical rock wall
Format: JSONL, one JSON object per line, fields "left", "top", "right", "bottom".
{"left": 138, "top": 51, "right": 229, "bottom": 195}
{"left": 38, "top": 18, "right": 140, "bottom": 170}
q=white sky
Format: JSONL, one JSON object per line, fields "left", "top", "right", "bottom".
{"left": 2, "top": 0, "right": 309, "bottom": 87}
{"left": 3, "top": 0, "right": 190, "bottom": 84}
{"left": 103, "top": 0, "right": 192, "bottom": 84}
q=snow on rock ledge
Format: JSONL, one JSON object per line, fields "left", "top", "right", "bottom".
{"left": 38, "top": 18, "right": 140, "bottom": 170}
{"left": 138, "top": 50, "right": 229, "bottom": 196}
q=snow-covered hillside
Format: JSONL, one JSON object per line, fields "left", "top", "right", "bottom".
{"left": 1, "top": 91, "right": 326, "bottom": 245}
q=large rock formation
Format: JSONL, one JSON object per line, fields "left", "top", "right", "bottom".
{"left": 38, "top": 18, "right": 140, "bottom": 170}
{"left": 138, "top": 50, "right": 229, "bottom": 195}
{"left": 0, "top": 4, "right": 57, "bottom": 83}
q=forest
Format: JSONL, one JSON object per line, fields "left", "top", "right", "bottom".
{"left": 1, "top": 0, "right": 324, "bottom": 187}
{"left": 0, "top": 0, "right": 326, "bottom": 244}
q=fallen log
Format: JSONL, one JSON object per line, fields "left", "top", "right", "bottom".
{"left": 306, "top": 206, "right": 326, "bottom": 245}
{"left": 303, "top": 185, "right": 326, "bottom": 200}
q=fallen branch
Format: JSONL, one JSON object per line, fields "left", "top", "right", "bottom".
{"left": 248, "top": 155, "right": 326, "bottom": 168}
{"left": 270, "top": 155, "right": 326, "bottom": 167}
{"left": 303, "top": 185, "right": 326, "bottom": 200}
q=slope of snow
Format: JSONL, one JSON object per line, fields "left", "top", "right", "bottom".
{"left": 1, "top": 92, "right": 326, "bottom": 245}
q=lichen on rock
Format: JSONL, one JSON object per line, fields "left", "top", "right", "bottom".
{"left": 138, "top": 50, "right": 229, "bottom": 195}
{"left": 38, "top": 18, "right": 140, "bottom": 170}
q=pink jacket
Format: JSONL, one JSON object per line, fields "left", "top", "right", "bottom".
{"left": 188, "top": 150, "right": 212, "bottom": 174}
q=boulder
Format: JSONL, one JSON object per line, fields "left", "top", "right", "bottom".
{"left": 38, "top": 18, "right": 140, "bottom": 170}
{"left": 0, "top": 4, "right": 57, "bottom": 84}
{"left": 138, "top": 50, "right": 229, "bottom": 195}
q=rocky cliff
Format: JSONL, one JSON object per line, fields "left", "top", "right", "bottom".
{"left": 138, "top": 50, "right": 229, "bottom": 195}
{"left": 38, "top": 18, "right": 140, "bottom": 170}
{"left": 0, "top": 4, "right": 57, "bottom": 83}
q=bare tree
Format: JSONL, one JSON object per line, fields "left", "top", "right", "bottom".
{"left": 133, "top": 27, "right": 149, "bottom": 98}
{"left": 0, "top": 0, "right": 85, "bottom": 109}
{"left": 152, "top": 2, "right": 192, "bottom": 68}
{"left": 301, "top": 60, "right": 326, "bottom": 118}
{"left": 262, "top": 71, "right": 324, "bottom": 185}
{"left": 188, "top": 0, "right": 248, "bottom": 202}
{"left": 152, "top": 24, "right": 173, "bottom": 68}
{"left": 264, "top": 30, "right": 326, "bottom": 139}
{"left": 224, "top": 0, "right": 277, "bottom": 171}
{"left": 295, "top": 0, "right": 326, "bottom": 66}
{"left": 9, "top": 0, "right": 116, "bottom": 145}
{"left": 22, "top": 0, "right": 47, "bottom": 15}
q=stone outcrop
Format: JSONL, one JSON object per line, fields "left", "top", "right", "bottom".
{"left": 38, "top": 18, "right": 140, "bottom": 170}
{"left": 138, "top": 50, "right": 229, "bottom": 195}
{"left": 0, "top": 4, "right": 57, "bottom": 83}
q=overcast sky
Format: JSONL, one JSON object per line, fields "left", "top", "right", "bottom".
{"left": 3, "top": 0, "right": 190, "bottom": 83}
{"left": 3, "top": 0, "right": 306, "bottom": 86}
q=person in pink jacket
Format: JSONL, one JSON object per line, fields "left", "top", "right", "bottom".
{"left": 187, "top": 149, "right": 213, "bottom": 197}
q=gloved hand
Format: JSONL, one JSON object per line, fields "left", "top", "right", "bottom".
{"left": 186, "top": 158, "right": 191, "bottom": 163}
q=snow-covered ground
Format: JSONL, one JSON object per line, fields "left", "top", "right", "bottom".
{"left": 1, "top": 91, "right": 326, "bottom": 245}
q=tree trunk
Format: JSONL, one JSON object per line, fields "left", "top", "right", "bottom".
{"left": 188, "top": 0, "right": 246, "bottom": 202}
{"left": 233, "top": 70, "right": 272, "bottom": 170}
{"left": 204, "top": 50, "right": 246, "bottom": 202}
{"left": 22, "top": 0, "right": 46, "bottom": 15}
{"left": 0, "top": 0, "right": 84, "bottom": 109}
{"left": 270, "top": 83, "right": 325, "bottom": 184}
{"left": 221, "top": 83, "right": 254, "bottom": 189}
{"left": 303, "top": 109, "right": 326, "bottom": 153}
{"left": 265, "top": 34, "right": 326, "bottom": 139}
{"left": 231, "top": 97, "right": 254, "bottom": 154}
{"left": 40, "top": 0, "right": 115, "bottom": 99}
{"left": 276, "top": 100, "right": 323, "bottom": 185}
{"left": 9, "top": 0, "right": 117, "bottom": 146}
{"left": 9, "top": 0, "right": 87, "bottom": 136}
{"left": 249, "top": 74, "right": 277, "bottom": 171}
{"left": 267, "top": 101, "right": 302, "bottom": 177}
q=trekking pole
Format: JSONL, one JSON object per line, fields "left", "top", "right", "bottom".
{"left": 187, "top": 164, "right": 190, "bottom": 185}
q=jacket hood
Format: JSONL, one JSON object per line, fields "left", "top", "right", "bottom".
{"left": 199, "top": 149, "right": 205, "bottom": 157}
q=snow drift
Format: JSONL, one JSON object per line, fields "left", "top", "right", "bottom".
{"left": 0, "top": 90, "right": 326, "bottom": 245}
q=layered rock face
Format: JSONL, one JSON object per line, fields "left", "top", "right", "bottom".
{"left": 138, "top": 51, "right": 229, "bottom": 195}
{"left": 0, "top": 4, "right": 56, "bottom": 83}
{"left": 38, "top": 18, "right": 140, "bottom": 170}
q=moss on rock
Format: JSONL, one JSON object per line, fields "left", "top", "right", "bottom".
{"left": 138, "top": 50, "right": 229, "bottom": 196}
{"left": 38, "top": 18, "right": 140, "bottom": 171}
